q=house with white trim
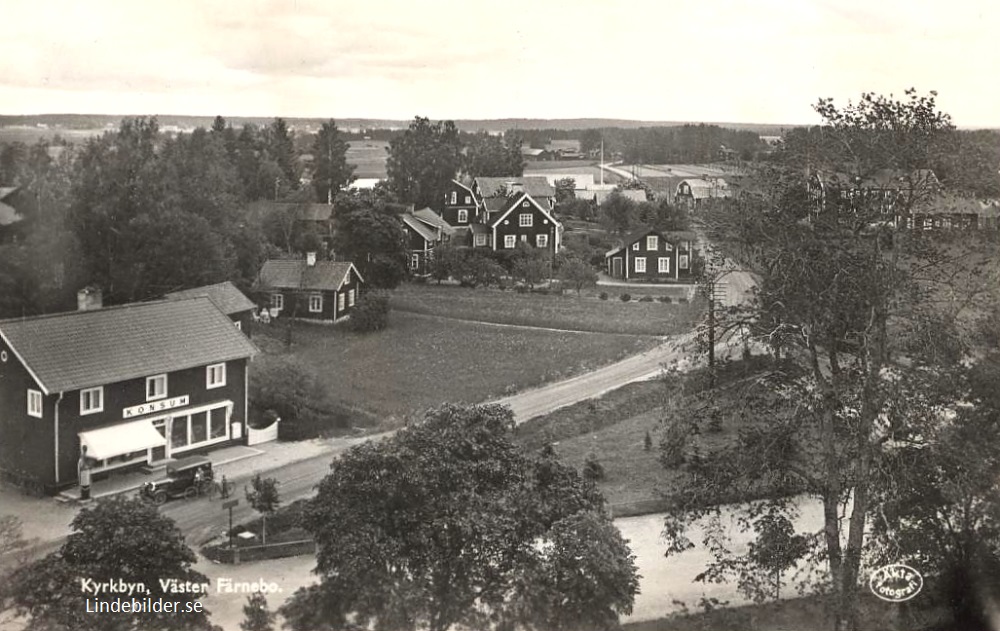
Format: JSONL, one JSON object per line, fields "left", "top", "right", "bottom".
{"left": 0, "top": 293, "right": 258, "bottom": 493}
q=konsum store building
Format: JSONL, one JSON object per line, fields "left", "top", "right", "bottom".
{"left": 0, "top": 295, "right": 258, "bottom": 493}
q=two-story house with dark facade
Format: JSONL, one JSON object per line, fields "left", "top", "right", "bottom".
{"left": 0, "top": 295, "right": 258, "bottom": 494}
{"left": 441, "top": 179, "right": 480, "bottom": 227}
{"left": 473, "top": 192, "right": 562, "bottom": 254}
{"left": 605, "top": 227, "right": 698, "bottom": 282}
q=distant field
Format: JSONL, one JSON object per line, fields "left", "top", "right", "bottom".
{"left": 347, "top": 139, "right": 389, "bottom": 178}
{"left": 621, "top": 164, "right": 744, "bottom": 178}
{"left": 391, "top": 283, "right": 700, "bottom": 336}
{"left": 0, "top": 126, "right": 104, "bottom": 144}
{"left": 254, "top": 310, "right": 655, "bottom": 420}
{"left": 524, "top": 163, "right": 627, "bottom": 184}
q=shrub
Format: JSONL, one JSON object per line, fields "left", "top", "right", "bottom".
{"left": 599, "top": 292, "right": 609, "bottom": 301}
{"left": 349, "top": 292, "right": 390, "bottom": 333}
{"left": 619, "top": 293, "right": 632, "bottom": 302}
{"left": 639, "top": 295, "right": 654, "bottom": 303}
{"left": 515, "top": 285, "right": 529, "bottom": 294}
{"left": 582, "top": 452, "right": 606, "bottom": 482}
{"left": 658, "top": 296, "right": 673, "bottom": 303}
{"left": 678, "top": 297, "right": 689, "bottom": 304}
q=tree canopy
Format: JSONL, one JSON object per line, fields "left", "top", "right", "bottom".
{"left": 662, "top": 90, "right": 1000, "bottom": 631}
{"left": 280, "top": 403, "right": 639, "bottom": 631}
{"left": 311, "top": 119, "right": 354, "bottom": 203}
{"left": 386, "top": 116, "right": 463, "bottom": 209}
{"left": 463, "top": 132, "right": 524, "bottom": 177}
{"left": 3, "top": 496, "right": 212, "bottom": 631}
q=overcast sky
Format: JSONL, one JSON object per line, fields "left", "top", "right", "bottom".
{"left": 1, "top": 0, "right": 997, "bottom": 127}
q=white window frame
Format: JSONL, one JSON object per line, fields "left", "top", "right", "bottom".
{"left": 270, "top": 293, "right": 284, "bottom": 310}
{"left": 28, "top": 389, "right": 43, "bottom": 418}
{"left": 234, "top": 320, "right": 242, "bottom": 331}
{"left": 536, "top": 234, "right": 549, "bottom": 248}
{"left": 465, "top": 195, "right": 471, "bottom": 204}
{"left": 80, "top": 386, "right": 104, "bottom": 415}
{"left": 635, "top": 258, "right": 647, "bottom": 273}
{"left": 146, "top": 374, "right": 167, "bottom": 402}
{"left": 504, "top": 235, "right": 516, "bottom": 248}
{"left": 450, "top": 192, "right": 457, "bottom": 204}
{"left": 309, "top": 294, "right": 323, "bottom": 313}
{"left": 457, "top": 209, "right": 468, "bottom": 223}
{"left": 647, "top": 235, "right": 658, "bottom": 250}
{"left": 410, "top": 253, "right": 420, "bottom": 269}
{"left": 338, "top": 293, "right": 346, "bottom": 312}
{"left": 474, "top": 233, "right": 487, "bottom": 247}
{"left": 632, "top": 242, "right": 640, "bottom": 251}
{"left": 519, "top": 213, "right": 533, "bottom": 227}
{"left": 658, "top": 257, "right": 670, "bottom": 273}
{"left": 348, "top": 288, "right": 356, "bottom": 306}
{"left": 206, "top": 363, "right": 227, "bottom": 389}
{"left": 679, "top": 254, "right": 690, "bottom": 270}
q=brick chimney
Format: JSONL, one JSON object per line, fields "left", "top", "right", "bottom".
{"left": 77, "top": 286, "right": 103, "bottom": 311}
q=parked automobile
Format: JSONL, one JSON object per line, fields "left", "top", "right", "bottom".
{"left": 140, "top": 455, "right": 213, "bottom": 505}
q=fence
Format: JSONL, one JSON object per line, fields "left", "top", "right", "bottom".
{"left": 203, "top": 538, "right": 315, "bottom": 564}
{"left": 246, "top": 419, "right": 280, "bottom": 446}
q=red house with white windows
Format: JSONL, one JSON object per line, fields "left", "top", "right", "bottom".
{"left": 468, "top": 192, "right": 562, "bottom": 254}
{"left": 254, "top": 255, "right": 364, "bottom": 322}
{"left": 441, "top": 180, "right": 480, "bottom": 227}
{"left": 0, "top": 294, "right": 258, "bottom": 494}
{"left": 604, "top": 227, "right": 697, "bottom": 282}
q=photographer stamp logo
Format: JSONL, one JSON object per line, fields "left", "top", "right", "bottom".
{"left": 869, "top": 564, "right": 923, "bottom": 602}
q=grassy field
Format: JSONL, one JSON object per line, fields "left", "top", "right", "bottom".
{"left": 253, "top": 310, "right": 656, "bottom": 421}
{"left": 0, "top": 126, "right": 104, "bottom": 144}
{"left": 346, "top": 139, "right": 389, "bottom": 178}
{"left": 391, "top": 283, "right": 700, "bottom": 336}
{"left": 514, "top": 357, "right": 787, "bottom": 515}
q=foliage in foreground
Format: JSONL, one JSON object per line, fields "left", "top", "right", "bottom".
{"left": 663, "top": 89, "right": 1000, "bottom": 631}
{"left": 280, "top": 403, "right": 639, "bottom": 631}
{"left": 2, "top": 496, "right": 211, "bottom": 631}
{"left": 348, "top": 291, "right": 391, "bottom": 333}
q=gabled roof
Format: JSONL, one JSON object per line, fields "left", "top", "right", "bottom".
{"left": 164, "top": 281, "right": 256, "bottom": 316}
{"left": 402, "top": 214, "right": 439, "bottom": 244}
{"left": 412, "top": 208, "right": 456, "bottom": 236}
{"left": 483, "top": 197, "right": 508, "bottom": 213}
{"left": 604, "top": 227, "right": 697, "bottom": 259}
{"left": 0, "top": 186, "right": 21, "bottom": 226}
{"left": 489, "top": 192, "right": 562, "bottom": 230}
{"left": 0, "top": 186, "right": 17, "bottom": 200}
{"left": 255, "top": 259, "right": 363, "bottom": 293}
{"left": 677, "top": 178, "right": 731, "bottom": 199}
{"left": 0, "top": 297, "right": 259, "bottom": 394}
{"left": 474, "top": 176, "right": 555, "bottom": 199}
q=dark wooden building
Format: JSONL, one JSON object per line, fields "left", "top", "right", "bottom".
{"left": 605, "top": 227, "right": 697, "bottom": 282}
{"left": 0, "top": 297, "right": 258, "bottom": 493}
{"left": 254, "top": 255, "right": 364, "bottom": 322}
{"left": 164, "top": 281, "right": 257, "bottom": 333}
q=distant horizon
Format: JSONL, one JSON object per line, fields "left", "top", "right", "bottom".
{"left": 4, "top": 1, "right": 998, "bottom": 130}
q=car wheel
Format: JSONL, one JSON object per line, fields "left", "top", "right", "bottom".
{"left": 184, "top": 486, "right": 198, "bottom": 499}
{"left": 153, "top": 491, "right": 167, "bottom": 505}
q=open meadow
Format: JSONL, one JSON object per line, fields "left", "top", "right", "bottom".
{"left": 391, "top": 283, "right": 700, "bottom": 335}
{"left": 346, "top": 139, "right": 389, "bottom": 178}
{"left": 253, "top": 309, "right": 658, "bottom": 420}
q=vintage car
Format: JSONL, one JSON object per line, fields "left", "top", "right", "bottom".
{"left": 140, "top": 455, "right": 213, "bottom": 504}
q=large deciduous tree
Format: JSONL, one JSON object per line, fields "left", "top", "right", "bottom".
{"left": 280, "top": 404, "right": 638, "bottom": 631}
{"left": 331, "top": 196, "right": 408, "bottom": 289}
{"left": 3, "top": 496, "right": 212, "bottom": 631}
{"left": 311, "top": 119, "right": 354, "bottom": 203}
{"left": 386, "top": 116, "right": 463, "bottom": 209}
{"left": 661, "top": 90, "right": 1000, "bottom": 631}
{"left": 463, "top": 132, "right": 524, "bottom": 177}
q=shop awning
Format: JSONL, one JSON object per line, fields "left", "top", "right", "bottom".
{"left": 79, "top": 420, "right": 166, "bottom": 461}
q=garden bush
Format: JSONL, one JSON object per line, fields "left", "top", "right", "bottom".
{"left": 639, "top": 295, "right": 654, "bottom": 302}
{"left": 658, "top": 296, "right": 673, "bottom": 303}
{"left": 619, "top": 293, "right": 632, "bottom": 302}
{"left": 582, "top": 452, "right": 606, "bottom": 481}
{"left": 349, "top": 292, "right": 390, "bottom": 333}
{"left": 599, "top": 292, "right": 609, "bottom": 301}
